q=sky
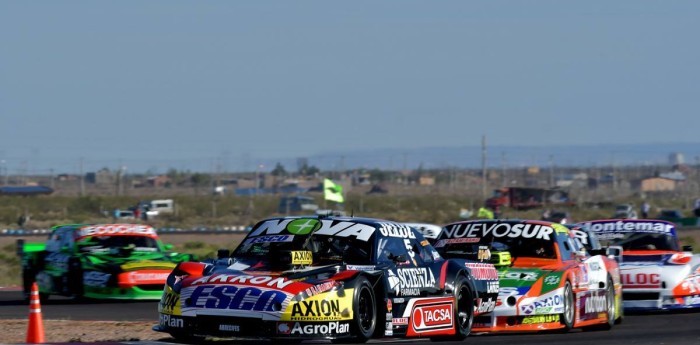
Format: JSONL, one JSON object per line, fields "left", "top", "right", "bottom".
{"left": 1, "top": 1, "right": 699, "bottom": 174}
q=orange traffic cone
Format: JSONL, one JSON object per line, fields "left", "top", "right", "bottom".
{"left": 26, "top": 282, "right": 45, "bottom": 343}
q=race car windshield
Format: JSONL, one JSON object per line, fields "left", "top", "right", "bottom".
{"left": 601, "top": 232, "right": 679, "bottom": 251}
{"left": 78, "top": 235, "right": 161, "bottom": 253}
{"left": 233, "top": 233, "right": 372, "bottom": 268}
{"left": 438, "top": 236, "right": 556, "bottom": 261}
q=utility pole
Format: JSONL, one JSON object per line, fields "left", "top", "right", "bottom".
{"left": 549, "top": 155, "right": 555, "bottom": 187}
{"left": 481, "top": 135, "right": 487, "bottom": 198}
{"left": 501, "top": 151, "right": 507, "bottom": 187}
{"left": 79, "top": 158, "right": 85, "bottom": 196}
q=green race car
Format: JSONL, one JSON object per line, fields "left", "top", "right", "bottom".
{"left": 18, "top": 223, "right": 194, "bottom": 301}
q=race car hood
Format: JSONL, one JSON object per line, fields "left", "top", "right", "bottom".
{"left": 174, "top": 265, "right": 354, "bottom": 320}
{"left": 84, "top": 251, "right": 178, "bottom": 272}
{"left": 497, "top": 267, "right": 552, "bottom": 292}
{"left": 620, "top": 252, "right": 693, "bottom": 290}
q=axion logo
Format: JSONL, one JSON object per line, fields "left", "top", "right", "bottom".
{"left": 412, "top": 303, "right": 453, "bottom": 331}
{"left": 290, "top": 299, "right": 341, "bottom": 321}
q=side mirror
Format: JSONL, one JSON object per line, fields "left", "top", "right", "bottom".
{"left": 682, "top": 245, "right": 693, "bottom": 252}
{"left": 606, "top": 246, "right": 623, "bottom": 264}
{"left": 217, "top": 249, "right": 231, "bottom": 259}
{"left": 163, "top": 244, "right": 174, "bottom": 251}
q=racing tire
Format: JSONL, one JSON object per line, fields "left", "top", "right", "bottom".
{"left": 22, "top": 269, "right": 50, "bottom": 303}
{"left": 344, "top": 276, "right": 376, "bottom": 343}
{"left": 67, "top": 257, "right": 84, "bottom": 300}
{"left": 560, "top": 280, "right": 575, "bottom": 332}
{"left": 22, "top": 268, "right": 35, "bottom": 302}
{"left": 587, "top": 275, "right": 616, "bottom": 331}
{"left": 431, "top": 275, "right": 473, "bottom": 341}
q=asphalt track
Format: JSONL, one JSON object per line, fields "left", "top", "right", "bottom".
{"left": 1, "top": 290, "right": 698, "bottom": 345}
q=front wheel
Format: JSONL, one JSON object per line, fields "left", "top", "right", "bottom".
{"left": 587, "top": 275, "right": 616, "bottom": 331}
{"left": 346, "top": 276, "right": 376, "bottom": 343}
{"left": 560, "top": 281, "right": 575, "bottom": 331}
{"left": 432, "top": 275, "right": 473, "bottom": 341}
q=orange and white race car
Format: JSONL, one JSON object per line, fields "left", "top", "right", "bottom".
{"left": 432, "top": 219, "right": 623, "bottom": 332}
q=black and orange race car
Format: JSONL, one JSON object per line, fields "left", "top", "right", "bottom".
{"left": 153, "top": 215, "right": 499, "bottom": 342}
{"left": 432, "top": 219, "right": 622, "bottom": 333}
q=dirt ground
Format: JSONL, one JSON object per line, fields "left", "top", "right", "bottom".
{"left": 2, "top": 320, "right": 169, "bottom": 343}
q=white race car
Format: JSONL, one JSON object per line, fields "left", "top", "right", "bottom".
{"left": 578, "top": 219, "right": 700, "bottom": 311}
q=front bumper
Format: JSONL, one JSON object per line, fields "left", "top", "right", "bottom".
{"left": 155, "top": 313, "right": 355, "bottom": 340}
{"left": 624, "top": 292, "right": 700, "bottom": 311}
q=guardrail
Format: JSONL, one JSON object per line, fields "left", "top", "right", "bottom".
{"left": 0, "top": 226, "right": 251, "bottom": 236}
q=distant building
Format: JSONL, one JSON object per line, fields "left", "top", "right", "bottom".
{"left": 640, "top": 177, "right": 677, "bottom": 192}
{"left": 669, "top": 152, "right": 685, "bottom": 166}
{"left": 147, "top": 175, "right": 170, "bottom": 188}
{"left": 419, "top": 176, "right": 435, "bottom": 186}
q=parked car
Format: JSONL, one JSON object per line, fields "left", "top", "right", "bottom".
{"left": 657, "top": 209, "right": 684, "bottom": 223}
{"left": 430, "top": 219, "right": 622, "bottom": 332}
{"left": 17, "top": 224, "right": 194, "bottom": 301}
{"left": 153, "top": 216, "right": 499, "bottom": 343}
{"left": 578, "top": 219, "right": 700, "bottom": 311}
{"left": 613, "top": 204, "right": 638, "bottom": 219}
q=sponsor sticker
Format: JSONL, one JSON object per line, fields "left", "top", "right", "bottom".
{"left": 186, "top": 285, "right": 288, "bottom": 311}
{"left": 522, "top": 314, "right": 560, "bottom": 324}
{"left": 393, "top": 317, "right": 409, "bottom": 325}
{"left": 159, "top": 287, "right": 180, "bottom": 314}
{"left": 465, "top": 263, "right": 499, "bottom": 280}
{"left": 78, "top": 224, "right": 157, "bottom": 238}
{"left": 291, "top": 299, "right": 343, "bottom": 321}
{"left": 412, "top": 302, "right": 453, "bottom": 331}
{"left": 580, "top": 221, "right": 675, "bottom": 235}
{"left": 443, "top": 222, "right": 555, "bottom": 241}
{"left": 159, "top": 314, "right": 184, "bottom": 328}
{"left": 277, "top": 322, "right": 350, "bottom": 335}
{"left": 250, "top": 219, "right": 376, "bottom": 242}
{"left": 621, "top": 273, "right": 661, "bottom": 289}
{"left": 387, "top": 268, "right": 436, "bottom": 296}
{"left": 83, "top": 271, "right": 111, "bottom": 287}
{"left": 477, "top": 246, "right": 492, "bottom": 262}
{"left": 218, "top": 324, "right": 240, "bottom": 332}
{"left": 291, "top": 251, "right": 313, "bottom": 265}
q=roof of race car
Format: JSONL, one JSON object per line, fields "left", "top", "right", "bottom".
{"left": 577, "top": 219, "right": 677, "bottom": 237}
{"left": 436, "top": 219, "right": 569, "bottom": 243}
{"left": 246, "top": 216, "right": 418, "bottom": 242}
